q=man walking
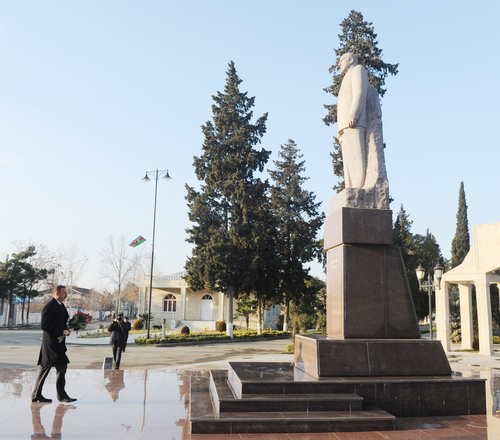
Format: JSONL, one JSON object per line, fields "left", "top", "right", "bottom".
{"left": 32, "top": 285, "right": 77, "bottom": 403}
{"left": 108, "top": 313, "right": 131, "bottom": 369}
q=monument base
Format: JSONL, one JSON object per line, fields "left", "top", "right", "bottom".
{"left": 295, "top": 334, "right": 452, "bottom": 379}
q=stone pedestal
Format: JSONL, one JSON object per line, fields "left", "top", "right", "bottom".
{"left": 295, "top": 192, "right": 456, "bottom": 379}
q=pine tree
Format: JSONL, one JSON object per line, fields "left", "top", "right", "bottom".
{"left": 451, "top": 182, "right": 470, "bottom": 268}
{"left": 185, "top": 61, "right": 278, "bottom": 338}
{"left": 323, "top": 10, "right": 399, "bottom": 191}
{"left": 269, "top": 140, "right": 324, "bottom": 332}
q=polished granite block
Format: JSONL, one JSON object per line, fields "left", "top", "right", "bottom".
{"left": 326, "top": 245, "right": 420, "bottom": 339}
{"left": 324, "top": 207, "right": 393, "bottom": 250}
{"left": 295, "top": 335, "right": 452, "bottom": 378}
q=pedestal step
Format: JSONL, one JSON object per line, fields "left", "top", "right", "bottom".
{"left": 190, "top": 376, "right": 395, "bottom": 434}
{"left": 210, "top": 370, "right": 362, "bottom": 413}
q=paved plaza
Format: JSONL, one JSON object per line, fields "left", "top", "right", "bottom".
{"left": 1, "top": 327, "right": 500, "bottom": 439}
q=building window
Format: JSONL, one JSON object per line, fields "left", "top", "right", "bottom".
{"left": 163, "top": 294, "right": 177, "bottom": 312}
{"left": 202, "top": 294, "right": 213, "bottom": 300}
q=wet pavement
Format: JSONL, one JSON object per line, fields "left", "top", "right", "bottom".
{"left": 0, "top": 350, "right": 498, "bottom": 439}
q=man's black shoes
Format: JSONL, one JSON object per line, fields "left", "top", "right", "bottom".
{"left": 32, "top": 396, "right": 52, "bottom": 403}
{"left": 58, "top": 397, "right": 77, "bottom": 403}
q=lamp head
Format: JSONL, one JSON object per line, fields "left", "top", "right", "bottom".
{"left": 163, "top": 170, "right": 171, "bottom": 181}
{"left": 142, "top": 173, "right": 151, "bottom": 182}
{"left": 415, "top": 265, "right": 425, "bottom": 282}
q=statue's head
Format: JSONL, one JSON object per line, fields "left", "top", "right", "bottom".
{"left": 339, "top": 53, "right": 358, "bottom": 73}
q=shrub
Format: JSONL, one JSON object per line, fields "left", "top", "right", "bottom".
{"left": 450, "top": 328, "right": 462, "bottom": 343}
{"left": 133, "top": 318, "right": 143, "bottom": 330}
{"left": 472, "top": 337, "right": 479, "bottom": 351}
{"left": 317, "top": 312, "right": 326, "bottom": 333}
{"left": 181, "top": 325, "right": 190, "bottom": 335}
{"left": 298, "top": 313, "right": 313, "bottom": 333}
{"left": 217, "top": 321, "right": 226, "bottom": 332}
{"left": 276, "top": 315, "right": 284, "bottom": 331}
{"left": 286, "top": 343, "right": 294, "bottom": 353}
{"left": 152, "top": 325, "right": 161, "bottom": 330}
{"left": 493, "top": 336, "right": 500, "bottom": 344}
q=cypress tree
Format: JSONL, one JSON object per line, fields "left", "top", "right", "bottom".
{"left": 323, "top": 10, "right": 398, "bottom": 191}
{"left": 451, "top": 182, "right": 470, "bottom": 268}
{"left": 269, "top": 140, "right": 324, "bottom": 332}
{"left": 185, "top": 61, "right": 277, "bottom": 338}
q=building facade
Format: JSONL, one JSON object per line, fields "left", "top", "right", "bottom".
{"left": 139, "top": 272, "right": 281, "bottom": 331}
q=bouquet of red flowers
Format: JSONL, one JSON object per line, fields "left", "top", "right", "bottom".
{"left": 58, "top": 312, "right": 92, "bottom": 343}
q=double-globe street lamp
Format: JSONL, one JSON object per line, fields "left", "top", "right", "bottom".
{"left": 142, "top": 169, "right": 171, "bottom": 339}
{"left": 415, "top": 264, "right": 444, "bottom": 340}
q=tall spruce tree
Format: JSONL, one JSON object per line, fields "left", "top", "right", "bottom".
{"left": 269, "top": 140, "right": 324, "bottom": 332}
{"left": 451, "top": 182, "right": 470, "bottom": 268}
{"left": 323, "top": 10, "right": 399, "bottom": 191}
{"left": 185, "top": 61, "right": 278, "bottom": 338}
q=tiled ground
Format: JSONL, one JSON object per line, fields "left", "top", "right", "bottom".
{"left": 0, "top": 368, "right": 499, "bottom": 439}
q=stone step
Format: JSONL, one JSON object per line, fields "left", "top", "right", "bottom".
{"left": 191, "top": 376, "right": 394, "bottom": 434}
{"left": 210, "top": 369, "right": 363, "bottom": 414}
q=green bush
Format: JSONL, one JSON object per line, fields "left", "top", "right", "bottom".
{"left": 276, "top": 315, "right": 284, "bottom": 331}
{"left": 286, "top": 343, "right": 294, "bottom": 353}
{"left": 181, "top": 325, "right": 190, "bottom": 335}
{"left": 152, "top": 325, "right": 161, "bottom": 330}
{"left": 133, "top": 318, "right": 143, "bottom": 330}
{"left": 217, "top": 321, "right": 226, "bottom": 332}
{"left": 317, "top": 312, "right": 326, "bottom": 333}
{"left": 493, "top": 336, "right": 500, "bottom": 344}
{"left": 472, "top": 337, "right": 479, "bottom": 351}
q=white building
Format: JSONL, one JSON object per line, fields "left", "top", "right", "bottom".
{"left": 139, "top": 272, "right": 281, "bottom": 331}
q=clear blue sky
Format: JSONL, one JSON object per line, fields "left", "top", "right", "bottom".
{"left": 1, "top": 1, "right": 498, "bottom": 291}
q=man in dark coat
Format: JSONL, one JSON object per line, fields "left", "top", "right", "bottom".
{"left": 31, "top": 285, "right": 76, "bottom": 403}
{"left": 108, "top": 313, "right": 131, "bottom": 369}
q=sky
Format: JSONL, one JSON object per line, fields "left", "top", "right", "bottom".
{"left": 0, "top": 1, "right": 499, "bottom": 291}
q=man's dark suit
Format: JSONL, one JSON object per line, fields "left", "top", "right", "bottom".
{"left": 108, "top": 319, "right": 131, "bottom": 369}
{"left": 32, "top": 297, "right": 71, "bottom": 401}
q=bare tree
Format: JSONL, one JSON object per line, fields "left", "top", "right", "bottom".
{"left": 100, "top": 235, "right": 143, "bottom": 316}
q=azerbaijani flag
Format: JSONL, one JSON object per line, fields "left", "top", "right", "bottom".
{"left": 129, "top": 236, "right": 146, "bottom": 248}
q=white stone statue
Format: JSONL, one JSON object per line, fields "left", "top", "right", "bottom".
{"left": 337, "top": 53, "right": 389, "bottom": 209}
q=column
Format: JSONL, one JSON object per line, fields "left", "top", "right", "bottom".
{"left": 475, "top": 276, "right": 493, "bottom": 355}
{"left": 218, "top": 291, "right": 225, "bottom": 321}
{"left": 181, "top": 287, "right": 186, "bottom": 320}
{"left": 435, "top": 280, "right": 450, "bottom": 352}
{"left": 459, "top": 284, "right": 473, "bottom": 350}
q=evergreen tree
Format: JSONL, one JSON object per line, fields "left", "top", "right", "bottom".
{"left": 185, "top": 61, "right": 278, "bottom": 338}
{"left": 393, "top": 206, "right": 443, "bottom": 320}
{"left": 233, "top": 298, "right": 257, "bottom": 330}
{"left": 323, "top": 10, "right": 399, "bottom": 191}
{"left": 451, "top": 182, "right": 470, "bottom": 268}
{"left": 269, "top": 140, "right": 324, "bottom": 332}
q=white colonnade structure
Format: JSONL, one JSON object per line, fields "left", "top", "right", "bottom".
{"left": 436, "top": 222, "right": 500, "bottom": 355}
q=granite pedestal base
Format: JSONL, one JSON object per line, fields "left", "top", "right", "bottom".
{"left": 295, "top": 334, "right": 452, "bottom": 378}
{"left": 189, "top": 362, "right": 486, "bottom": 434}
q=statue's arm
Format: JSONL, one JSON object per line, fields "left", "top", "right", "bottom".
{"left": 348, "top": 65, "right": 368, "bottom": 127}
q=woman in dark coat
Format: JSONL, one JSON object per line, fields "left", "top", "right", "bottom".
{"left": 31, "top": 285, "right": 76, "bottom": 403}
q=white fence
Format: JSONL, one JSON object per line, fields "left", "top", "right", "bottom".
{"left": 0, "top": 304, "right": 103, "bottom": 326}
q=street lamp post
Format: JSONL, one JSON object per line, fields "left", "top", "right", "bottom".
{"left": 142, "top": 169, "right": 171, "bottom": 339}
{"left": 415, "top": 264, "right": 444, "bottom": 340}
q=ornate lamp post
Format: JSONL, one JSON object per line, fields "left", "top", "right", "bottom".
{"left": 415, "top": 264, "right": 444, "bottom": 340}
{"left": 142, "top": 169, "right": 171, "bottom": 339}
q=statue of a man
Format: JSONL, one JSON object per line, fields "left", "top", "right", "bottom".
{"left": 337, "top": 53, "right": 369, "bottom": 189}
